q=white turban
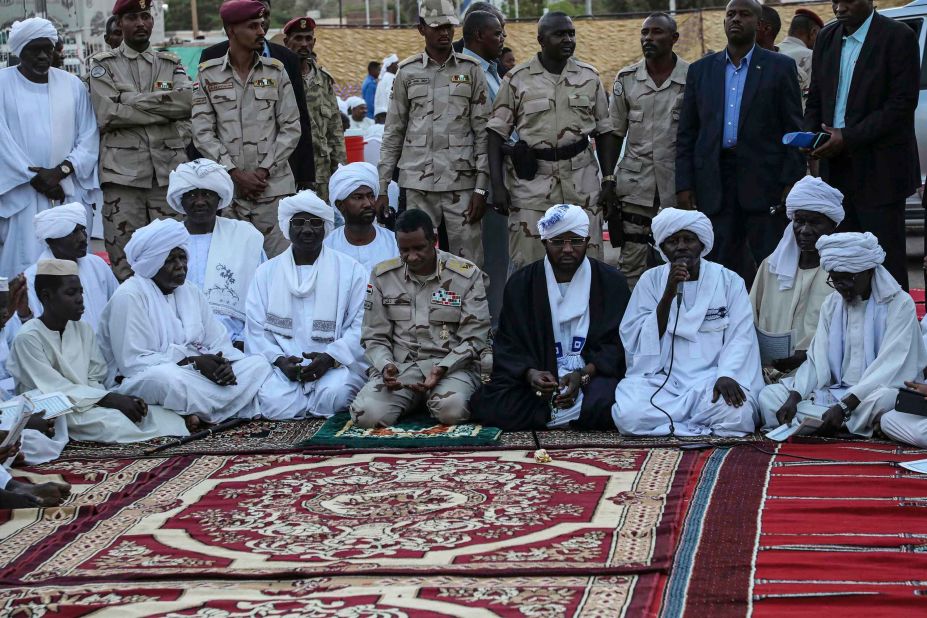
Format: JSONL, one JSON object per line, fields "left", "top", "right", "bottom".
{"left": 125, "top": 218, "right": 190, "bottom": 279}
{"left": 166, "top": 159, "right": 234, "bottom": 214}
{"left": 767, "top": 176, "right": 845, "bottom": 290}
{"left": 277, "top": 190, "right": 335, "bottom": 240}
{"left": 34, "top": 202, "right": 87, "bottom": 243}
{"left": 536, "top": 204, "right": 589, "bottom": 240}
{"left": 327, "top": 162, "right": 379, "bottom": 209}
{"left": 817, "top": 232, "right": 885, "bottom": 274}
{"left": 8, "top": 18, "right": 58, "bottom": 57}
{"left": 379, "top": 54, "right": 399, "bottom": 78}
{"left": 651, "top": 207, "right": 714, "bottom": 260}
{"left": 346, "top": 96, "right": 366, "bottom": 112}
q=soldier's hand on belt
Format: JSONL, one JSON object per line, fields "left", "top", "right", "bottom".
{"left": 464, "top": 192, "right": 487, "bottom": 225}
{"left": 491, "top": 181, "right": 511, "bottom": 216}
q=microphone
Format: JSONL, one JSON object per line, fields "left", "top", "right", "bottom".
{"left": 674, "top": 259, "right": 687, "bottom": 306}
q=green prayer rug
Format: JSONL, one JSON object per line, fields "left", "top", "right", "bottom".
{"left": 300, "top": 412, "right": 503, "bottom": 448}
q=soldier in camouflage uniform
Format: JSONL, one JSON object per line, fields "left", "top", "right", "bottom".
{"left": 487, "top": 11, "right": 618, "bottom": 272}
{"left": 607, "top": 12, "right": 689, "bottom": 287}
{"left": 282, "top": 16, "right": 346, "bottom": 203}
{"left": 375, "top": 0, "right": 491, "bottom": 267}
{"left": 88, "top": 0, "right": 192, "bottom": 280}
{"left": 192, "top": 0, "right": 301, "bottom": 257}
{"left": 350, "top": 209, "right": 491, "bottom": 428}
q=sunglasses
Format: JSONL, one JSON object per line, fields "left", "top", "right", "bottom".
{"left": 546, "top": 237, "right": 588, "bottom": 248}
{"left": 290, "top": 217, "right": 326, "bottom": 230}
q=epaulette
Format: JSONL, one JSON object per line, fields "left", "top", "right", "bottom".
{"left": 89, "top": 50, "right": 117, "bottom": 63}
{"left": 259, "top": 56, "right": 284, "bottom": 70}
{"left": 615, "top": 61, "right": 639, "bottom": 78}
{"left": 198, "top": 57, "right": 224, "bottom": 71}
{"left": 454, "top": 52, "right": 479, "bottom": 65}
{"left": 445, "top": 257, "right": 477, "bottom": 278}
{"left": 156, "top": 50, "right": 181, "bottom": 63}
{"left": 505, "top": 62, "right": 530, "bottom": 79}
{"left": 374, "top": 257, "right": 404, "bottom": 276}
{"left": 572, "top": 58, "right": 600, "bottom": 75}
{"left": 319, "top": 65, "right": 335, "bottom": 81}
{"left": 397, "top": 54, "right": 420, "bottom": 69}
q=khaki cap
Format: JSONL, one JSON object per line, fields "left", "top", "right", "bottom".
{"left": 419, "top": 0, "right": 459, "bottom": 26}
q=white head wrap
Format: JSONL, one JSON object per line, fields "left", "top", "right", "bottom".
{"left": 166, "top": 159, "right": 234, "bottom": 214}
{"left": 125, "top": 218, "right": 191, "bottom": 279}
{"left": 8, "top": 18, "right": 58, "bottom": 57}
{"left": 346, "top": 96, "right": 366, "bottom": 112}
{"left": 277, "top": 190, "right": 335, "bottom": 240}
{"left": 651, "top": 208, "right": 714, "bottom": 260}
{"left": 766, "top": 176, "right": 845, "bottom": 290}
{"left": 36, "top": 258, "right": 79, "bottom": 277}
{"left": 34, "top": 202, "right": 87, "bottom": 243}
{"left": 817, "top": 232, "right": 886, "bottom": 274}
{"left": 379, "top": 53, "right": 399, "bottom": 78}
{"left": 327, "top": 162, "right": 379, "bottom": 209}
{"left": 536, "top": 204, "right": 589, "bottom": 240}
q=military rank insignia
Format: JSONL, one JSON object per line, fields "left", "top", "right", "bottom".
{"left": 450, "top": 74, "right": 471, "bottom": 84}
{"left": 154, "top": 81, "right": 173, "bottom": 91}
{"left": 253, "top": 78, "right": 276, "bottom": 88}
{"left": 431, "top": 289, "right": 461, "bottom": 307}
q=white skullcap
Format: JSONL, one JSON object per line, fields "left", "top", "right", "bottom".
{"left": 34, "top": 202, "right": 87, "bottom": 243}
{"left": 817, "top": 232, "right": 886, "bottom": 274}
{"left": 651, "top": 208, "right": 714, "bottom": 260}
{"left": 166, "top": 159, "right": 234, "bottom": 214}
{"left": 379, "top": 53, "right": 399, "bottom": 77}
{"left": 536, "top": 204, "right": 590, "bottom": 240}
{"left": 277, "top": 190, "right": 335, "bottom": 240}
{"left": 125, "top": 218, "right": 190, "bottom": 279}
{"left": 328, "top": 162, "right": 379, "bottom": 209}
{"left": 767, "top": 176, "right": 845, "bottom": 290}
{"left": 36, "top": 258, "right": 79, "bottom": 277}
{"left": 346, "top": 96, "right": 366, "bottom": 112}
{"left": 8, "top": 18, "right": 58, "bottom": 57}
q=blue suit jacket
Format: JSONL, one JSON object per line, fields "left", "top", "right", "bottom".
{"left": 675, "top": 46, "right": 805, "bottom": 216}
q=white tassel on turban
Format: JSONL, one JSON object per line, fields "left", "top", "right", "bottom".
{"left": 327, "top": 162, "right": 379, "bottom": 209}
{"left": 125, "top": 218, "right": 190, "bottom": 279}
{"left": 166, "top": 159, "right": 234, "bottom": 214}
{"left": 651, "top": 207, "right": 714, "bottom": 260}
{"left": 537, "top": 204, "right": 589, "bottom": 240}
{"left": 8, "top": 18, "right": 58, "bottom": 57}
{"left": 34, "top": 203, "right": 87, "bottom": 243}
{"left": 766, "top": 176, "right": 845, "bottom": 290}
{"left": 277, "top": 190, "right": 335, "bottom": 241}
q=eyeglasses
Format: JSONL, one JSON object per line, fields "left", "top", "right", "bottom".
{"left": 546, "top": 237, "right": 588, "bottom": 248}
{"left": 290, "top": 217, "right": 326, "bottom": 230}
{"left": 826, "top": 273, "right": 858, "bottom": 289}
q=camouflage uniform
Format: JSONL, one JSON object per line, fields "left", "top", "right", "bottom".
{"left": 350, "top": 250, "right": 491, "bottom": 428}
{"left": 609, "top": 56, "right": 689, "bottom": 287}
{"left": 377, "top": 52, "right": 491, "bottom": 267}
{"left": 304, "top": 57, "right": 346, "bottom": 202}
{"left": 192, "top": 53, "right": 301, "bottom": 257}
{"left": 88, "top": 42, "right": 193, "bottom": 280}
{"left": 487, "top": 55, "right": 613, "bottom": 271}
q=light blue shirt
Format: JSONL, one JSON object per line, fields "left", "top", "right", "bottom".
{"left": 461, "top": 47, "right": 501, "bottom": 101}
{"left": 834, "top": 11, "right": 874, "bottom": 129}
{"left": 723, "top": 46, "right": 754, "bottom": 149}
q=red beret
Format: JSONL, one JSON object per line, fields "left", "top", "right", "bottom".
{"left": 283, "top": 16, "right": 316, "bottom": 35}
{"left": 219, "top": 0, "right": 266, "bottom": 25}
{"left": 795, "top": 8, "right": 824, "bottom": 29}
{"left": 112, "top": 0, "right": 152, "bottom": 15}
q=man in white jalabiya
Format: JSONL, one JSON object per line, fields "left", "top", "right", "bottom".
{"left": 373, "top": 54, "right": 398, "bottom": 122}
{"left": 612, "top": 208, "right": 764, "bottom": 436}
{"left": 759, "top": 232, "right": 927, "bottom": 438}
{"left": 24, "top": 202, "right": 118, "bottom": 331}
{"left": 245, "top": 191, "right": 368, "bottom": 419}
{"left": 323, "top": 162, "right": 399, "bottom": 272}
{"left": 166, "top": 159, "right": 266, "bottom": 347}
{"left": 0, "top": 18, "right": 100, "bottom": 278}
{"left": 99, "top": 218, "right": 272, "bottom": 426}
{"left": 750, "top": 176, "right": 842, "bottom": 377}
{"left": 9, "top": 258, "right": 189, "bottom": 445}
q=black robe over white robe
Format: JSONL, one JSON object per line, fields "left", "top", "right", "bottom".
{"left": 473, "top": 258, "right": 630, "bottom": 430}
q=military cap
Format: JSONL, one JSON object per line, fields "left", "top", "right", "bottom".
{"left": 283, "top": 16, "right": 316, "bottom": 35}
{"left": 219, "top": 0, "right": 266, "bottom": 25}
{"left": 112, "top": 0, "right": 152, "bottom": 15}
{"left": 794, "top": 8, "right": 824, "bottom": 29}
{"left": 419, "top": 0, "right": 459, "bottom": 27}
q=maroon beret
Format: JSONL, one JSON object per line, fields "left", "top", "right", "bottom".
{"left": 112, "top": 0, "right": 153, "bottom": 15}
{"left": 283, "top": 16, "right": 316, "bottom": 35}
{"left": 795, "top": 8, "right": 824, "bottom": 29}
{"left": 219, "top": 0, "right": 266, "bottom": 25}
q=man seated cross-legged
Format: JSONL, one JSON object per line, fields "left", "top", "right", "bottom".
{"left": 245, "top": 191, "right": 369, "bottom": 419}
{"left": 473, "top": 203, "right": 631, "bottom": 430}
{"left": 99, "top": 219, "right": 272, "bottom": 426}
{"left": 611, "top": 208, "right": 764, "bottom": 437}
{"left": 350, "top": 209, "right": 491, "bottom": 428}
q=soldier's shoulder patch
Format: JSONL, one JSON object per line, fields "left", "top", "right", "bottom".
{"left": 156, "top": 50, "right": 181, "bottom": 63}
{"left": 445, "top": 258, "right": 476, "bottom": 277}
{"left": 613, "top": 79, "right": 623, "bottom": 97}
{"left": 572, "top": 58, "right": 600, "bottom": 75}
{"left": 89, "top": 65, "right": 107, "bottom": 79}
{"left": 198, "top": 58, "right": 224, "bottom": 71}
{"left": 89, "top": 50, "right": 116, "bottom": 63}
{"left": 374, "top": 257, "right": 403, "bottom": 276}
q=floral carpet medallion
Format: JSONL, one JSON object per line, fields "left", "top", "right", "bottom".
{"left": 0, "top": 448, "right": 697, "bottom": 586}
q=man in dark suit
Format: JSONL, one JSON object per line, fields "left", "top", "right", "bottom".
{"left": 806, "top": 0, "right": 920, "bottom": 289}
{"left": 198, "top": 0, "right": 315, "bottom": 188}
{"left": 676, "top": 0, "right": 805, "bottom": 284}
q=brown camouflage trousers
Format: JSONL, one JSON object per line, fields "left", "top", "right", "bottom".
{"left": 313, "top": 177, "right": 330, "bottom": 204}
{"left": 508, "top": 205, "right": 603, "bottom": 272}
{"left": 103, "top": 183, "right": 181, "bottom": 281}
{"left": 349, "top": 365, "right": 480, "bottom": 428}
{"left": 406, "top": 189, "right": 483, "bottom": 268}
{"left": 618, "top": 202, "right": 658, "bottom": 289}
{"left": 225, "top": 195, "right": 290, "bottom": 258}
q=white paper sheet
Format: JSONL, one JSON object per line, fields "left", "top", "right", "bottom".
{"left": 765, "top": 416, "right": 824, "bottom": 442}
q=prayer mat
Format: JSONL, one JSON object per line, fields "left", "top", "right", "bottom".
{"left": 662, "top": 442, "right": 927, "bottom": 617}
{"left": 1, "top": 448, "right": 704, "bottom": 586}
{"left": 301, "top": 412, "right": 502, "bottom": 448}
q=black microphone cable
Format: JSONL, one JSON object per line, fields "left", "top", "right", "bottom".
{"left": 648, "top": 292, "right": 682, "bottom": 439}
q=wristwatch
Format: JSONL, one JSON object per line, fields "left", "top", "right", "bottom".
{"left": 473, "top": 188, "right": 487, "bottom": 197}
{"left": 59, "top": 163, "right": 73, "bottom": 177}
{"left": 837, "top": 400, "right": 851, "bottom": 422}
{"left": 577, "top": 369, "right": 591, "bottom": 387}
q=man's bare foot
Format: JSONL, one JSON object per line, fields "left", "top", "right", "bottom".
{"left": 5, "top": 479, "right": 70, "bottom": 507}
{"left": 0, "top": 488, "right": 41, "bottom": 509}
{"left": 184, "top": 415, "right": 208, "bottom": 432}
